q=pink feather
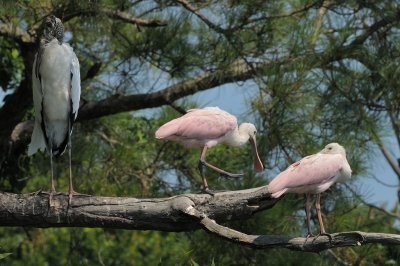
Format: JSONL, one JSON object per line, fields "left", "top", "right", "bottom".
{"left": 268, "top": 153, "right": 345, "bottom": 198}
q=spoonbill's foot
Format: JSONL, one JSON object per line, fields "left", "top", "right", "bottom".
{"left": 304, "top": 233, "right": 314, "bottom": 244}
{"left": 354, "top": 232, "right": 365, "bottom": 243}
{"left": 202, "top": 187, "right": 216, "bottom": 196}
{"left": 219, "top": 172, "right": 244, "bottom": 179}
{"left": 315, "top": 232, "right": 333, "bottom": 244}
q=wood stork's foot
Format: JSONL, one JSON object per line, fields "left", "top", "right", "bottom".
{"left": 29, "top": 188, "right": 44, "bottom": 196}
{"left": 66, "top": 190, "right": 91, "bottom": 205}
{"left": 48, "top": 189, "right": 57, "bottom": 207}
{"left": 35, "top": 189, "right": 58, "bottom": 206}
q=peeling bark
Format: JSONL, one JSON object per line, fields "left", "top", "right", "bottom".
{"left": 0, "top": 186, "right": 278, "bottom": 231}
{"left": 1, "top": 187, "right": 399, "bottom": 252}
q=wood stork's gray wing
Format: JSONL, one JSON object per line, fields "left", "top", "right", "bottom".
{"left": 32, "top": 54, "right": 43, "bottom": 122}
{"left": 70, "top": 50, "right": 81, "bottom": 120}
{"left": 28, "top": 53, "right": 46, "bottom": 155}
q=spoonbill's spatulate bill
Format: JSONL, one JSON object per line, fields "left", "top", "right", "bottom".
{"left": 268, "top": 143, "right": 352, "bottom": 237}
{"left": 28, "top": 15, "right": 81, "bottom": 204}
{"left": 155, "top": 107, "right": 264, "bottom": 193}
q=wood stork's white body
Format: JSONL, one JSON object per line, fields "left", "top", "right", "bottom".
{"left": 29, "top": 39, "right": 80, "bottom": 156}
{"left": 28, "top": 15, "right": 81, "bottom": 204}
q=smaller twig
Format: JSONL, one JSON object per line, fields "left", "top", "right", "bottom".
{"left": 0, "top": 22, "right": 35, "bottom": 43}
{"left": 181, "top": 205, "right": 399, "bottom": 252}
{"left": 63, "top": 8, "right": 167, "bottom": 27}
{"left": 169, "top": 103, "right": 187, "bottom": 115}
{"left": 175, "top": 0, "right": 225, "bottom": 34}
{"left": 325, "top": 249, "right": 351, "bottom": 266}
{"left": 344, "top": 184, "right": 400, "bottom": 220}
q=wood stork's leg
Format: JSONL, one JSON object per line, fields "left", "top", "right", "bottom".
{"left": 49, "top": 148, "right": 56, "bottom": 207}
{"left": 67, "top": 121, "right": 77, "bottom": 205}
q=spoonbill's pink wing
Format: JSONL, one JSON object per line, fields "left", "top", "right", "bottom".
{"left": 155, "top": 108, "right": 237, "bottom": 141}
{"left": 268, "top": 153, "right": 344, "bottom": 198}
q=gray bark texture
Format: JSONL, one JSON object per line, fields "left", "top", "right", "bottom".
{"left": 1, "top": 186, "right": 399, "bottom": 252}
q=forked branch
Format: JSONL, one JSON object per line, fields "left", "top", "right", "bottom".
{"left": 0, "top": 186, "right": 399, "bottom": 252}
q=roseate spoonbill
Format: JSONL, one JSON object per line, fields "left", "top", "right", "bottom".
{"left": 155, "top": 107, "right": 264, "bottom": 193}
{"left": 28, "top": 15, "right": 81, "bottom": 205}
{"left": 268, "top": 143, "right": 352, "bottom": 238}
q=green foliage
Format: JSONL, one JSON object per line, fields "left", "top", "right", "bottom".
{"left": 0, "top": 37, "right": 24, "bottom": 91}
{"left": 1, "top": 0, "right": 400, "bottom": 265}
{"left": 0, "top": 253, "right": 12, "bottom": 260}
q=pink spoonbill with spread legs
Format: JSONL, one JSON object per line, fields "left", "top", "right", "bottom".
{"left": 155, "top": 107, "right": 264, "bottom": 193}
{"left": 268, "top": 143, "right": 352, "bottom": 238}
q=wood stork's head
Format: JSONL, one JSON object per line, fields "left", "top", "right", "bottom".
{"left": 42, "top": 15, "right": 64, "bottom": 44}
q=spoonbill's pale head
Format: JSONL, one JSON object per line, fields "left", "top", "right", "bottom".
{"left": 320, "top": 142, "right": 346, "bottom": 158}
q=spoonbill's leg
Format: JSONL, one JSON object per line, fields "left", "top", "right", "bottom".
{"left": 315, "top": 193, "right": 332, "bottom": 242}
{"left": 199, "top": 146, "right": 243, "bottom": 179}
{"left": 304, "top": 193, "right": 313, "bottom": 238}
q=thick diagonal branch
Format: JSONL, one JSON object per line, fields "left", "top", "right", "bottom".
{"left": 1, "top": 188, "right": 399, "bottom": 252}
{"left": 77, "top": 60, "right": 262, "bottom": 121}
{"left": 0, "top": 185, "right": 278, "bottom": 231}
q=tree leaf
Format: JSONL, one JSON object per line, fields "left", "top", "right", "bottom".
{"left": 0, "top": 253, "right": 12, "bottom": 260}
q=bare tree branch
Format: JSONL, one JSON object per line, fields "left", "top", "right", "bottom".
{"left": 77, "top": 60, "right": 263, "bottom": 121}
{"left": 1, "top": 188, "right": 399, "bottom": 252}
{"left": 62, "top": 8, "right": 167, "bottom": 27}
{"left": 175, "top": 0, "right": 225, "bottom": 34}
{"left": 0, "top": 22, "right": 34, "bottom": 44}
{"left": 376, "top": 140, "right": 400, "bottom": 178}
{"left": 182, "top": 204, "right": 400, "bottom": 252}
{"left": 345, "top": 184, "right": 400, "bottom": 220}
{"left": 309, "top": 0, "right": 334, "bottom": 47}
{"left": 0, "top": 186, "right": 278, "bottom": 230}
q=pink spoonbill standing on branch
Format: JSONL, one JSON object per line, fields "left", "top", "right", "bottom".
{"left": 268, "top": 143, "right": 352, "bottom": 238}
{"left": 155, "top": 107, "right": 264, "bottom": 193}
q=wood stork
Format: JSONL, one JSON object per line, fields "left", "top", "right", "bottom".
{"left": 28, "top": 15, "right": 81, "bottom": 205}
